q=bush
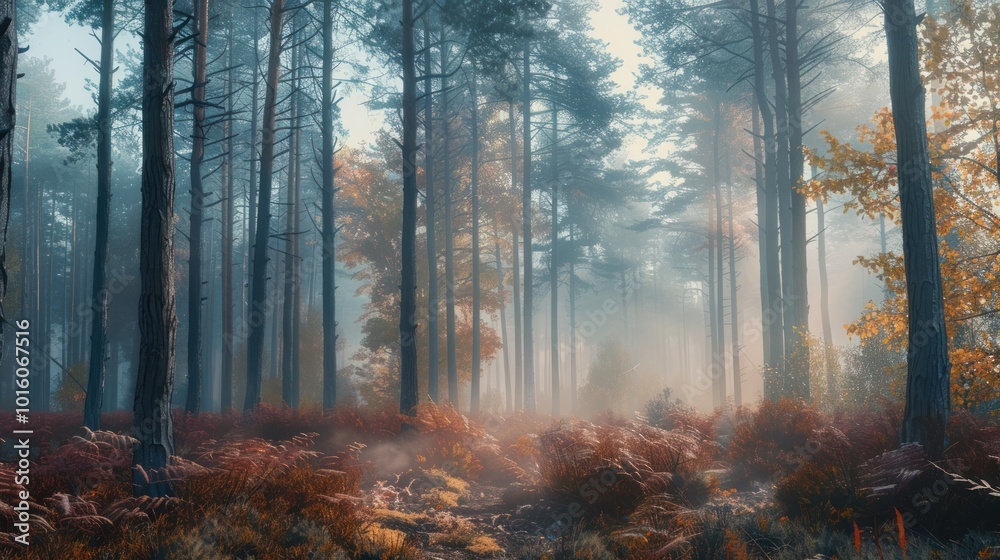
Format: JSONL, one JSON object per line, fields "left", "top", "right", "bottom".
{"left": 728, "top": 399, "right": 823, "bottom": 487}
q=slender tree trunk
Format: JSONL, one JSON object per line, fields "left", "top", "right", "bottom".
{"left": 751, "top": 97, "right": 771, "bottom": 374}
{"left": 470, "top": 71, "right": 481, "bottom": 414}
{"left": 321, "top": 0, "right": 338, "bottom": 410}
{"left": 246, "top": 12, "right": 261, "bottom": 342}
{"left": 107, "top": 340, "right": 118, "bottom": 411}
{"left": 440, "top": 44, "right": 458, "bottom": 406}
{"left": 186, "top": 0, "right": 209, "bottom": 415}
{"left": 399, "top": 0, "right": 419, "bottom": 415}
{"left": 422, "top": 14, "right": 439, "bottom": 403}
{"left": 84, "top": 0, "right": 115, "bottom": 429}
{"left": 220, "top": 0, "right": 235, "bottom": 413}
{"left": 509, "top": 102, "right": 523, "bottom": 411}
{"left": 786, "top": 0, "right": 809, "bottom": 400}
{"left": 727, "top": 176, "right": 742, "bottom": 406}
{"left": 549, "top": 108, "right": 559, "bottom": 416}
{"left": 512, "top": 223, "right": 523, "bottom": 410}
{"left": 133, "top": 0, "right": 177, "bottom": 496}
{"left": 203, "top": 233, "right": 216, "bottom": 410}
{"left": 568, "top": 219, "right": 577, "bottom": 414}
{"left": 244, "top": 0, "right": 285, "bottom": 411}
{"left": 707, "top": 209, "right": 720, "bottom": 408}
{"left": 884, "top": 0, "right": 950, "bottom": 456}
{"left": 711, "top": 99, "right": 726, "bottom": 408}
{"left": 766, "top": 0, "right": 796, "bottom": 398}
{"left": 0, "top": 1, "right": 13, "bottom": 374}
{"left": 494, "top": 227, "right": 512, "bottom": 412}
{"left": 816, "top": 194, "right": 838, "bottom": 397}
{"left": 269, "top": 262, "right": 280, "bottom": 379}
{"left": 282, "top": 35, "right": 301, "bottom": 409}
{"left": 521, "top": 37, "right": 536, "bottom": 412}
{"left": 749, "top": 0, "right": 784, "bottom": 396}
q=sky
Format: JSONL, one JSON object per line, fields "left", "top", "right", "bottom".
{"left": 26, "top": 0, "right": 651, "bottom": 150}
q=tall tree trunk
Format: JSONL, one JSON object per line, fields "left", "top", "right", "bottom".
{"left": 282, "top": 35, "right": 301, "bottom": 409}
{"left": 549, "top": 108, "right": 559, "bottom": 416}
{"left": 0, "top": 1, "right": 13, "bottom": 374}
{"left": 816, "top": 194, "right": 838, "bottom": 397}
{"left": 786, "top": 0, "right": 809, "bottom": 400}
{"left": 727, "top": 175, "right": 742, "bottom": 406}
{"left": 84, "top": 0, "right": 115, "bottom": 428}
{"left": 246, "top": 11, "right": 261, "bottom": 344}
{"left": 707, "top": 208, "right": 721, "bottom": 408}
{"left": 186, "top": 0, "right": 209, "bottom": 415}
{"left": 133, "top": 0, "right": 177, "bottom": 496}
{"left": 750, "top": 0, "right": 784, "bottom": 397}
{"left": 512, "top": 223, "right": 523, "bottom": 410}
{"left": 521, "top": 38, "right": 535, "bottom": 412}
{"left": 509, "top": 102, "right": 523, "bottom": 411}
{"left": 203, "top": 233, "right": 216, "bottom": 410}
{"left": 220, "top": 0, "right": 235, "bottom": 413}
{"left": 107, "top": 340, "right": 118, "bottom": 411}
{"left": 269, "top": 262, "right": 280, "bottom": 379}
{"left": 399, "top": 0, "right": 419, "bottom": 415}
{"left": 751, "top": 97, "right": 770, "bottom": 372}
{"left": 441, "top": 44, "right": 458, "bottom": 406}
{"left": 568, "top": 219, "right": 577, "bottom": 414}
{"left": 765, "top": 0, "right": 796, "bottom": 397}
{"left": 470, "top": 71, "right": 481, "bottom": 414}
{"left": 244, "top": 0, "right": 284, "bottom": 411}
{"left": 494, "top": 226, "right": 512, "bottom": 412}
{"left": 884, "top": 0, "right": 950, "bottom": 456}
{"left": 321, "top": 0, "right": 337, "bottom": 410}
{"left": 423, "top": 14, "right": 439, "bottom": 403}
{"left": 711, "top": 99, "right": 726, "bottom": 408}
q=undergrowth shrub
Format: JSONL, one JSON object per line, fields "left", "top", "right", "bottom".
{"left": 728, "top": 398, "right": 823, "bottom": 486}
{"left": 536, "top": 416, "right": 714, "bottom": 526}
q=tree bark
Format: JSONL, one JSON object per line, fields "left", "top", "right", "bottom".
{"left": 186, "top": 0, "right": 209, "bottom": 415}
{"left": 244, "top": 0, "right": 284, "bottom": 411}
{"left": 749, "top": 0, "right": 785, "bottom": 394}
{"left": 884, "top": 0, "right": 951, "bottom": 456}
{"left": 84, "top": 0, "right": 115, "bottom": 429}
{"left": 0, "top": 0, "right": 14, "bottom": 376}
{"left": 282, "top": 33, "right": 301, "bottom": 409}
{"left": 711, "top": 99, "right": 726, "bottom": 408}
{"left": 321, "top": 0, "right": 337, "bottom": 410}
{"left": 522, "top": 37, "right": 535, "bottom": 412}
{"left": 751, "top": 96, "right": 770, "bottom": 372}
{"left": 494, "top": 226, "right": 512, "bottom": 412}
{"left": 549, "top": 107, "right": 559, "bottom": 416}
{"left": 727, "top": 174, "right": 742, "bottom": 406}
{"left": 399, "top": 0, "right": 419, "bottom": 416}
{"left": 220, "top": 0, "right": 235, "bottom": 413}
{"left": 470, "top": 71, "right": 481, "bottom": 414}
{"left": 245, "top": 11, "right": 261, "bottom": 348}
{"left": 422, "top": 13, "right": 439, "bottom": 403}
{"left": 816, "top": 194, "right": 838, "bottom": 396}
{"left": 509, "top": 102, "right": 523, "bottom": 411}
{"left": 786, "top": 0, "right": 810, "bottom": 400}
{"left": 765, "top": 0, "right": 796, "bottom": 397}
{"left": 440, "top": 43, "right": 458, "bottom": 406}
{"left": 133, "top": 0, "right": 177, "bottom": 496}
{"left": 568, "top": 220, "right": 577, "bottom": 414}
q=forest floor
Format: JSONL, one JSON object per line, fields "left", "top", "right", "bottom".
{"left": 2, "top": 401, "right": 1000, "bottom": 559}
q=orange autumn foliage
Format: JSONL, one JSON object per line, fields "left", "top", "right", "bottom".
{"left": 804, "top": 3, "right": 1000, "bottom": 410}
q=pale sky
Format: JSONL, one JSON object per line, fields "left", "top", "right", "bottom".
{"left": 26, "top": 1, "right": 650, "bottom": 151}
